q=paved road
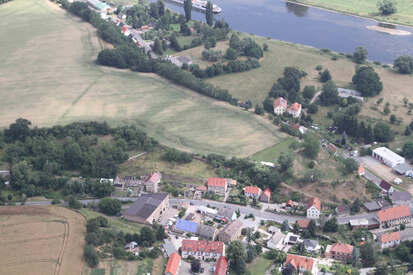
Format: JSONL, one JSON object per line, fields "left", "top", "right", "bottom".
{"left": 127, "top": 151, "right": 148, "bottom": 161}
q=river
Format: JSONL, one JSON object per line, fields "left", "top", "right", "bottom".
{"left": 153, "top": 0, "right": 413, "bottom": 63}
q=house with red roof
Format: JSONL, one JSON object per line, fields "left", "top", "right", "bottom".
{"left": 285, "top": 200, "right": 295, "bottom": 209}
{"left": 214, "top": 256, "right": 228, "bottom": 275}
{"left": 358, "top": 165, "right": 365, "bottom": 176}
{"left": 375, "top": 205, "right": 411, "bottom": 228}
{"left": 325, "top": 243, "right": 354, "bottom": 261}
{"left": 306, "top": 197, "right": 321, "bottom": 219}
{"left": 207, "top": 178, "right": 227, "bottom": 196}
{"left": 273, "top": 97, "right": 287, "bottom": 115}
{"left": 164, "top": 252, "right": 181, "bottom": 275}
{"left": 144, "top": 172, "right": 161, "bottom": 193}
{"left": 296, "top": 220, "right": 310, "bottom": 231}
{"left": 259, "top": 188, "right": 272, "bottom": 203}
{"left": 181, "top": 240, "right": 225, "bottom": 260}
{"left": 379, "top": 231, "right": 401, "bottom": 249}
{"left": 284, "top": 254, "right": 317, "bottom": 274}
{"left": 244, "top": 186, "right": 262, "bottom": 199}
{"left": 288, "top": 102, "right": 302, "bottom": 118}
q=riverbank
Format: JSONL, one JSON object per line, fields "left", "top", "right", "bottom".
{"left": 287, "top": 0, "right": 413, "bottom": 28}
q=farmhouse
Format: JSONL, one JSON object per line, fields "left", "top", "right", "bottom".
{"left": 144, "top": 172, "right": 161, "bottom": 193}
{"left": 288, "top": 102, "right": 302, "bottom": 118}
{"left": 207, "top": 178, "right": 227, "bottom": 195}
{"left": 284, "top": 254, "right": 316, "bottom": 274}
{"left": 372, "top": 147, "right": 405, "bottom": 168}
{"left": 165, "top": 252, "right": 181, "bottom": 275}
{"left": 218, "top": 219, "right": 243, "bottom": 243}
{"left": 379, "top": 232, "right": 401, "bottom": 250}
{"left": 244, "top": 186, "right": 262, "bottom": 199}
{"left": 181, "top": 240, "right": 225, "bottom": 260}
{"left": 259, "top": 188, "right": 272, "bottom": 203}
{"left": 376, "top": 205, "right": 411, "bottom": 228}
{"left": 325, "top": 243, "right": 354, "bottom": 261}
{"left": 214, "top": 256, "right": 228, "bottom": 275}
{"left": 273, "top": 97, "right": 287, "bottom": 115}
{"left": 216, "top": 207, "right": 236, "bottom": 222}
{"left": 124, "top": 193, "right": 169, "bottom": 224}
{"left": 306, "top": 197, "right": 321, "bottom": 219}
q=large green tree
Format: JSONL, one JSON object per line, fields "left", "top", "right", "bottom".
{"left": 352, "top": 66, "right": 383, "bottom": 97}
{"left": 10, "top": 161, "right": 33, "bottom": 189}
{"left": 393, "top": 55, "right": 413, "bottom": 74}
{"left": 319, "top": 80, "right": 338, "bottom": 105}
{"left": 303, "top": 133, "right": 320, "bottom": 159}
{"left": 226, "top": 240, "right": 246, "bottom": 273}
{"left": 184, "top": 0, "right": 192, "bottom": 21}
{"left": 373, "top": 122, "right": 394, "bottom": 142}
{"left": 377, "top": 0, "right": 397, "bottom": 15}
{"left": 98, "top": 197, "right": 122, "bottom": 215}
{"left": 205, "top": 1, "right": 214, "bottom": 26}
{"left": 353, "top": 46, "right": 368, "bottom": 64}
{"left": 402, "top": 141, "right": 413, "bottom": 158}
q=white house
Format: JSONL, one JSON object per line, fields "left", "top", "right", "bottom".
{"left": 273, "top": 97, "right": 287, "bottom": 115}
{"left": 266, "top": 229, "right": 285, "bottom": 250}
{"left": 379, "top": 232, "right": 401, "bottom": 249}
{"left": 244, "top": 186, "right": 262, "bottom": 199}
{"left": 288, "top": 102, "right": 302, "bottom": 118}
{"left": 302, "top": 239, "right": 320, "bottom": 253}
{"left": 372, "top": 147, "right": 405, "bottom": 168}
{"left": 306, "top": 197, "right": 321, "bottom": 219}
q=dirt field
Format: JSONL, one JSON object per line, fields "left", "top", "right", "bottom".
{"left": 0, "top": 0, "right": 281, "bottom": 157}
{"left": 0, "top": 206, "right": 86, "bottom": 275}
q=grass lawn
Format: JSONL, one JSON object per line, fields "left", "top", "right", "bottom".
{"left": 247, "top": 256, "right": 274, "bottom": 274}
{"left": 79, "top": 208, "right": 142, "bottom": 234}
{"left": 252, "top": 137, "right": 297, "bottom": 162}
{"left": 0, "top": 0, "right": 282, "bottom": 158}
{"left": 292, "top": 0, "right": 413, "bottom": 27}
{"left": 119, "top": 148, "right": 217, "bottom": 184}
{"left": 90, "top": 269, "right": 106, "bottom": 275}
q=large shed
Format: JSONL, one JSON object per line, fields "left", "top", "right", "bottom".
{"left": 372, "top": 147, "right": 405, "bottom": 168}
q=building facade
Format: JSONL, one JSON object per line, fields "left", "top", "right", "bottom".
{"left": 218, "top": 219, "right": 243, "bottom": 243}
{"left": 124, "top": 193, "right": 169, "bottom": 224}
{"left": 207, "top": 178, "right": 227, "bottom": 196}
{"left": 306, "top": 197, "right": 321, "bottom": 219}
{"left": 372, "top": 147, "right": 405, "bottom": 168}
{"left": 376, "top": 205, "right": 411, "bottom": 228}
{"left": 181, "top": 240, "right": 225, "bottom": 261}
{"left": 273, "top": 97, "right": 287, "bottom": 115}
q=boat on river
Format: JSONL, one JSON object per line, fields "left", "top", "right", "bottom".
{"left": 170, "top": 0, "right": 222, "bottom": 13}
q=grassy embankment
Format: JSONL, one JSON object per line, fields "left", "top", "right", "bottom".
{"left": 290, "top": 0, "right": 413, "bottom": 27}
{"left": 0, "top": 0, "right": 283, "bottom": 158}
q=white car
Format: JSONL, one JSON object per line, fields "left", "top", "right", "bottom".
{"left": 393, "top": 178, "right": 403, "bottom": 185}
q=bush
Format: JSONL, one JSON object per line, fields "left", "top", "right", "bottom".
{"left": 378, "top": 0, "right": 397, "bottom": 15}
{"left": 68, "top": 195, "right": 82, "bottom": 209}
{"left": 51, "top": 198, "right": 61, "bottom": 205}
{"left": 320, "top": 69, "right": 332, "bottom": 82}
{"left": 98, "top": 197, "right": 122, "bottom": 215}
{"left": 162, "top": 148, "right": 192, "bottom": 163}
{"left": 315, "top": 65, "right": 323, "bottom": 71}
{"left": 84, "top": 244, "right": 99, "bottom": 267}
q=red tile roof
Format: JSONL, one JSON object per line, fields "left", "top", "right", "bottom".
{"left": 181, "top": 240, "right": 225, "bottom": 254}
{"left": 274, "top": 97, "right": 287, "bottom": 109}
{"left": 306, "top": 197, "right": 321, "bottom": 211}
{"left": 165, "top": 252, "right": 181, "bottom": 275}
{"left": 377, "top": 205, "right": 411, "bottom": 223}
{"left": 328, "top": 143, "right": 337, "bottom": 153}
{"left": 262, "top": 188, "right": 272, "bottom": 198}
{"left": 285, "top": 254, "right": 315, "bottom": 271}
{"left": 330, "top": 243, "right": 354, "bottom": 254}
{"left": 380, "top": 232, "right": 401, "bottom": 243}
{"left": 196, "top": 185, "right": 207, "bottom": 191}
{"left": 245, "top": 186, "right": 262, "bottom": 195}
{"left": 288, "top": 102, "right": 302, "bottom": 112}
{"left": 121, "top": 26, "right": 128, "bottom": 32}
{"left": 214, "top": 256, "right": 228, "bottom": 275}
{"left": 286, "top": 200, "right": 294, "bottom": 207}
{"left": 358, "top": 165, "right": 365, "bottom": 175}
{"left": 208, "top": 178, "right": 227, "bottom": 187}
{"left": 145, "top": 172, "right": 161, "bottom": 183}
{"left": 297, "top": 219, "right": 310, "bottom": 229}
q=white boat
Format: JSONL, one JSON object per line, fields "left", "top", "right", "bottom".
{"left": 170, "top": 0, "right": 222, "bottom": 13}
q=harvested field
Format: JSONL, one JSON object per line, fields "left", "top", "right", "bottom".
{"left": 0, "top": 206, "right": 86, "bottom": 275}
{"left": 0, "top": 0, "right": 282, "bottom": 157}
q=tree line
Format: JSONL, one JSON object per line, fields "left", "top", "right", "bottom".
{"left": 61, "top": 0, "right": 239, "bottom": 105}
{"left": 3, "top": 119, "right": 157, "bottom": 196}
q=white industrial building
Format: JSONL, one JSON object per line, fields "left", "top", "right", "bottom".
{"left": 372, "top": 147, "right": 405, "bottom": 168}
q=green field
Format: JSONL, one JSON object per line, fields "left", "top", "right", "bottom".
{"left": 252, "top": 137, "right": 297, "bottom": 162}
{"left": 0, "top": 0, "right": 282, "bottom": 157}
{"left": 292, "top": 0, "right": 413, "bottom": 27}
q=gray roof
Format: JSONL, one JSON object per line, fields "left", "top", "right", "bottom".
{"left": 162, "top": 240, "right": 176, "bottom": 256}
{"left": 363, "top": 199, "right": 391, "bottom": 211}
{"left": 185, "top": 213, "right": 195, "bottom": 220}
{"left": 394, "top": 163, "right": 413, "bottom": 174}
{"left": 303, "top": 239, "right": 318, "bottom": 248}
{"left": 176, "top": 56, "right": 191, "bottom": 63}
{"left": 124, "top": 193, "right": 168, "bottom": 219}
{"left": 217, "top": 207, "right": 235, "bottom": 220}
{"left": 391, "top": 191, "right": 411, "bottom": 202}
{"left": 220, "top": 219, "right": 243, "bottom": 237}
{"left": 196, "top": 224, "right": 216, "bottom": 238}
{"left": 336, "top": 204, "right": 350, "bottom": 214}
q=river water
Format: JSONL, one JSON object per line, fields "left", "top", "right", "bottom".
{"left": 155, "top": 0, "right": 413, "bottom": 63}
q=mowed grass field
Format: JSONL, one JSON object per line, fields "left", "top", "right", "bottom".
{"left": 204, "top": 34, "right": 413, "bottom": 128}
{"left": 0, "top": 206, "right": 86, "bottom": 275}
{"left": 0, "top": 0, "right": 282, "bottom": 157}
{"left": 292, "top": 0, "right": 413, "bottom": 27}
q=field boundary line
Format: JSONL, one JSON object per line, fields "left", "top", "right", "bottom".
{"left": 54, "top": 215, "right": 69, "bottom": 275}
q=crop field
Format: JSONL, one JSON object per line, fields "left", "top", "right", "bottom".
{"left": 0, "top": 206, "right": 86, "bottom": 275}
{"left": 292, "top": 0, "right": 413, "bottom": 27}
{"left": 0, "top": 0, "right": 282, "bottom": 157}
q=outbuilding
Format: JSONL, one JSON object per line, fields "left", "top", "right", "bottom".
{"left": 372, "top": 147, "right": 405, "bottom": 168}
